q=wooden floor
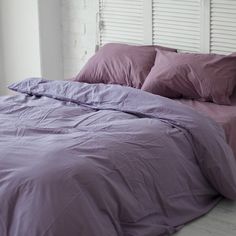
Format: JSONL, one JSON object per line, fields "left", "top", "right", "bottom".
{"left": 175, "top": 199, "right": 236, "bottom": 236}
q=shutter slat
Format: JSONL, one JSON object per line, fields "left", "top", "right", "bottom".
{"left": 153, "top": 0, "right": 199, "bottom": 7}
{"left": 101, "top": 17, "right": 143, "bottom": 26}
{"left": 99, "top": 0, "right": 144, "bottom": 46}
{"left": 156, "top": 27, "right": 200, "bottom": 36}
{"left": 154, "top": 31, "right": 200, "bottom": 40}
{"left": 210, "top": 0, "right": 236, "bottom": 54}
{"left": 153, "top": 36, "right": 200, "bottom": 48}
{"left": 152, "top": 0, "right": 201, "bottom": 52}
{"left": 211, "top": 30, "right": 236, "bottom": 38}
{"left": 153, "top": 19, "right": 199, "bottom": 28}
{"left": 102, "top": 26, "right": 143, "bottom": 34}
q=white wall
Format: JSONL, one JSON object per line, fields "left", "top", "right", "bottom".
{"left": 61, "top": 0, "right": 98, "bottom": 79}
{"left": 0, "top": 0, "right": 64, "bottom": 95}
{"left": 0, "top": 0, "right": 96, "bottom": 94}
{"left": 0, "top": 0, "right": 42, "bottom": 89}
{"left": 38, "top": 0, "right": 63, "bottom": 81}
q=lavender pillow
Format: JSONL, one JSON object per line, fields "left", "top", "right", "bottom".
{"left": 142, "top": 49, "right": 236, "bottom": 105}
{"left": 74, "top": 43, "right": 177, "bottom": 89}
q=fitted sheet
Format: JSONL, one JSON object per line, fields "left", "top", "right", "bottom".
{"left": 176, "top": 93, "right": 236, "bottom": 157}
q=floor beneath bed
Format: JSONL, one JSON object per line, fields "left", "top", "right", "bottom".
{"left": 175, "top": 199, "right": 236, "bottom": 236}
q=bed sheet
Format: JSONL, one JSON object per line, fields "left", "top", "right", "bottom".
{"left": 176, "top": 92, "right": 236, "bottom": 157}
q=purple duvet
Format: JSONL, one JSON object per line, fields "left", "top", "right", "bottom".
{"left": 1, "top": 78, "right": 236, "bottom": 236}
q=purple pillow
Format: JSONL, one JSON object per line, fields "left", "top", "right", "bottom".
{"left": 74, "top": 43, "right": 177, "bottom": 89}
{"left": 142, "top": 49, "right": 236, "bottom": 105}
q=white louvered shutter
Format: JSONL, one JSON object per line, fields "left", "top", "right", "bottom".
{"left": 99, "top": 0, "right": 146, "bottom": 46}
{"left": 152, "top": 0, "right": 201, "bottom": 52}
{"left": 210, "top": 0, "right": 236, "bottom": 54}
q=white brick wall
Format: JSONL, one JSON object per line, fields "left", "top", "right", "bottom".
{"left": 61, "top": 0, "right": 98, "bottom": 79}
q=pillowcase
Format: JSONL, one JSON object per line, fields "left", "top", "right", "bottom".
{"left": 74, "top": 43, "right": 177, "bottom": 89}
{"left": 142, "top": 49, "right": 236, "bottom": 105}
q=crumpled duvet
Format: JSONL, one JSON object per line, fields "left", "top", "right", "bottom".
{"left": 0, "top": 78, "right": 236, "bottom": 236}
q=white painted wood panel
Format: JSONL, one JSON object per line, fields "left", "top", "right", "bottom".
{"left": 210, "top": 0, "right": 236, "bottom": 54}
{"left": 99, "top": 0, "right": 145, "bottom": 45}
{"left": 152, "top": 0, "right": 201, "bottom": 52}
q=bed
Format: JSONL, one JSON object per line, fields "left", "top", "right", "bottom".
{"left": 0, "top": 44, "right": 236, "bottom": 236}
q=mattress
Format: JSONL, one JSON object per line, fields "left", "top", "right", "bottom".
{"left": 176, "top": 92, "right": 236, "bottom": 158}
